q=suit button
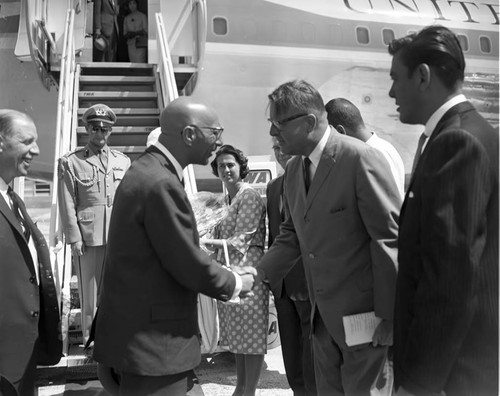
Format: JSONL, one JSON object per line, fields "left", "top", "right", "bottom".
{"left": 29, "top": 276, "right": 36, "bottom": 283}
{"left": 308, "top": 253, "right": 315, "bottom": 259}
{"left": 31, "top": 311, "right": 39, "bottom": 317}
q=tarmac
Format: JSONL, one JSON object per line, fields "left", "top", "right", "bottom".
{"left": 37, "top": 347, "right": 292, "bottom": 396}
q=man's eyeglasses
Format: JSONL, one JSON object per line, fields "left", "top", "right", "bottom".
{"left": 189, "top": 125, "right": 224, "bottom": 140}
{"left": 268, "top": 113, "right": 309, "bottom": 130}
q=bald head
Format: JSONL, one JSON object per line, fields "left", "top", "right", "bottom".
{"left": 157, "top": 97, "right": 223, "bottom": 168}
{"left": 160, "top": 97, "right": 220, "bottom": 137}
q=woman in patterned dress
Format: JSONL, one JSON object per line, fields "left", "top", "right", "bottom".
{"left": 209, "top": 145, "right": 269, "bottom": 396}
{"left": 123, "top": 0, "right": 147, "bottom": 62}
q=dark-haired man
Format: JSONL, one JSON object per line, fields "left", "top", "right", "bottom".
{"left": 325, "top": 98, "right": 405, "bottom": 198}
{"left": 388, "top": 25, "right": 498, "bottom": 396}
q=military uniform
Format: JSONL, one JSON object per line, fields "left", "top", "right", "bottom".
{"left": 58, "top": 104, "right": 130, "bottom": 342}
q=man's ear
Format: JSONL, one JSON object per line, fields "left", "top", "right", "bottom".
{"left": 416, "top": 63, "right": 431, "bottom": 92}
{"left": 335, "top": 125, "right": 346, "bottom": 135}
{"left": 180, "top": 126, "right": 196, "bottom": 146}
{"left": 305, "top": 114, "right": 317, "bottom": 133}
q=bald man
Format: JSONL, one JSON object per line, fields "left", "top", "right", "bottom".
{"left": 93, "top": 97, "right": 257, "bottom": 395}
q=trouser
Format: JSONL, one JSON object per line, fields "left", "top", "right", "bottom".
{"left": 74, "top": 245, "right": 106, "bottom": 343}
{"left": 312, "top": 312, "right": 389, "bottom": 396}
{"left": 275, "top": 294, "right": 316, "bottom": 395}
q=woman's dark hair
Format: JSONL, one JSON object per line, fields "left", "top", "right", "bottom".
{"left": 210, "top": 144, "right": 250, "bottom": 179}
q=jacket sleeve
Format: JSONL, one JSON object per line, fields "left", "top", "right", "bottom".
{"left": 145, "top": 178, "right": 236, "bottom": 301}
{"left": 356, "top": 147, "right": 400, "bottom": 321}
{"left": 57, "top": 156, "right": 82, "bottom": 244}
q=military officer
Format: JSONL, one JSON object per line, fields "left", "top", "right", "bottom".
{"left": 58, "top": 104, "right": 130, "bottom": 343}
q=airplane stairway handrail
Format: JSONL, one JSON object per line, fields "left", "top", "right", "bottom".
{"left": 49, "top": 7, "right": 78, "bottom": 357}
{"left": 156, "top": 11, "right": 198, "bottom": 196}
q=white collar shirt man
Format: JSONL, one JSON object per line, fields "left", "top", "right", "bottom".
{"left": 303, "top": 125, "right": 331, "bottom": 180}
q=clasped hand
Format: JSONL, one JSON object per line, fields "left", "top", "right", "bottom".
{"left": 233, "top": 266, "right": 257, "bottom": 298}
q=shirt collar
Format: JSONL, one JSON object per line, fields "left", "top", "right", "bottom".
{"left": 153, "top": 141, "right": 184, "bottom": 182}
{"left": 0, "top": 177, "right": 11, "bottom": 208}
{"left": 423, "top": 94, "right": 467, "bottom": 138}
{"left": 305, "top": 125, "right": 331, "bottom": 168}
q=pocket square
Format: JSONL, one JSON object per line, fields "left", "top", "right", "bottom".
{"left": 331, "top": 207, "right": 346, "bottom": 214}
{"left": 408, "top": 191, "right": 414, "bottom": 198}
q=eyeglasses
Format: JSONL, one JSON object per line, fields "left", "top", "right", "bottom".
{"left": 268, "top": 113, "right": 309, "bottom": 130}
{"left": 90, "top": 126, "right": 112, "bottom": 134}
{"left": 189, "top": 125, "right": 224, "bottom": 140}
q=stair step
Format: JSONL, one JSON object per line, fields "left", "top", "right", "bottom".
{"left": 79, "top": 92, "right": 157, "bottom": 99}
{"left": 76, "top": 126, "right": 157, "bottom": 134}
{"left": 77, "top": 108, "right": 160, "bottom": 116}
{"left": 79, "top": 62, "right": 154, "bottom": 69}
{"left": 78, "top": 134, "right": 149, "bottom": 147}
{"left": 77, "top": 116, "right": 160, "bottom": 127}
{"left": 79, "top": 76, "right": 156, "bottom": 84}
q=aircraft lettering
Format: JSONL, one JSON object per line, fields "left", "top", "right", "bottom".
{"left": 83, "top": 92, "right": 95, "bottom": 96}
{"left": 246, "top": 170, "right": 271, "bottom": 184}
{"left": 343, "top": 0, "right": 499, "bottom": 24}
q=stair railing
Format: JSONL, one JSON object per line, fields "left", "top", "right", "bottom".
{"left": 49, "top": 7, "right": 78, "bottom": 356}
{"left": 156, "top": 11, "right": 198, "bottom": 195}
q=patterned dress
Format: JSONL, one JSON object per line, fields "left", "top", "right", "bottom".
{"left": 215, "top": 183, "right": 269, "bottom": 354}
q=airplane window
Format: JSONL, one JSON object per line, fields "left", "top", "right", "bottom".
{"left": 213, "top": 17, "right": 228, "bottom": 35}
{"left": 382, "top": 29, "right": 395, "bottom": 45}
{"left": 457, "top": 35, "right": 469, "bottom": 52}
{"left": 479, "top": 36, "right": 492, "bottom": 53}
{"left": 356, "top": 26, "right": 370, "bottom": 45}
{"left": 330, "top": 24, "right": 342, "bottom": 45}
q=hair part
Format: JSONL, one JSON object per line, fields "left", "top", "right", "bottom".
{"left": 388, "top": 25, "right": 465, "bottom": 89}
{"left": 210, "top": 144, "right": 250, "bottom": 179}
{"left": 268, "top": 80, "right": 326, "bottom": 118}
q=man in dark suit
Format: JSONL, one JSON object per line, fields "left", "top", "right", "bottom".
{"left": 94, "top": 0, "right": 119, "bottom": 61}
{"left": 0, "top": 109, "right": 62, "bottom": 396}
{"left": 388, "top": 25, "right": 498, "bottom": 396}
{"left": 258, "top": 80, "right": 401, "bottom": 395}
{"left": 93, "top": 97, "right": 257, "bottom": 396}
{"left": 267, "top": 137, "right": 316, "bottom": 396}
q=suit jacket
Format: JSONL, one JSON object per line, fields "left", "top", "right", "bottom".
{"left": 0, "top": 188, "right": 61, "bottom": 386}
{"left": 266, "top": 175, "right": 309, "bottom": 301}
{"left": 58, "top": 146, "right": 130, "bottom": 246}
{"left": 94, "top": 0, "right": 119, "bottom": 37}
{"left": 93, "top": 146, "right": 237, "bottom": 376}
{"left": 259, "top": 130, "right": 400, "bottom": 349}
{"left": 394, "top": 101, "right": 499, "bottom": 395}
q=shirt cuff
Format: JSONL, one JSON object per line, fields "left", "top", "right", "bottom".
{"left": 231, "top": 272, "right": 242, "bottom": 300}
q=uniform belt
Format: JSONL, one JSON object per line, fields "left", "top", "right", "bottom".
{"left": 81, "top": 197, "right": 113, "bottom": 207}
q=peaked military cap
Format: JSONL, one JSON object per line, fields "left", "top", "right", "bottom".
{"left": 82, "top": 104, "right": 117, "bottom": 126}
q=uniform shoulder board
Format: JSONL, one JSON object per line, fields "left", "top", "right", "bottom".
{"left": 64, "top": 147, "right": 85, "bottom": 158}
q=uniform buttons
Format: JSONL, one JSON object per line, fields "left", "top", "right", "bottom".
{"left": 31, "top": 311, "right": 39, "bottom": 317}
{"left": 29, "top": 276, "right": 36, "bottom": 283}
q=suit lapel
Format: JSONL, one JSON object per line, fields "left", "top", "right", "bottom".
{"left": 147, "top": 145, "right": 183, "bottom": 184}
{"left": 0, "top": 193, "right": 25, "bottom": 240}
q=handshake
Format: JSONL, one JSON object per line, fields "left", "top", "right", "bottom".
{"left": 233, "top": 266, "right": 265, "bottom": 299}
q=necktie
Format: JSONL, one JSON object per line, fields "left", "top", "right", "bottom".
{"left": 8, "top": 187, "right": 30, "bottom": 241}
{"left": 99, "top": 149, "right": 108, "bottom": 170}
{"left": 411, "top": 133, "right": 428, "bottom": 175}
{"left": 304, "top": 157, "right": 312, "bottom": 193}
